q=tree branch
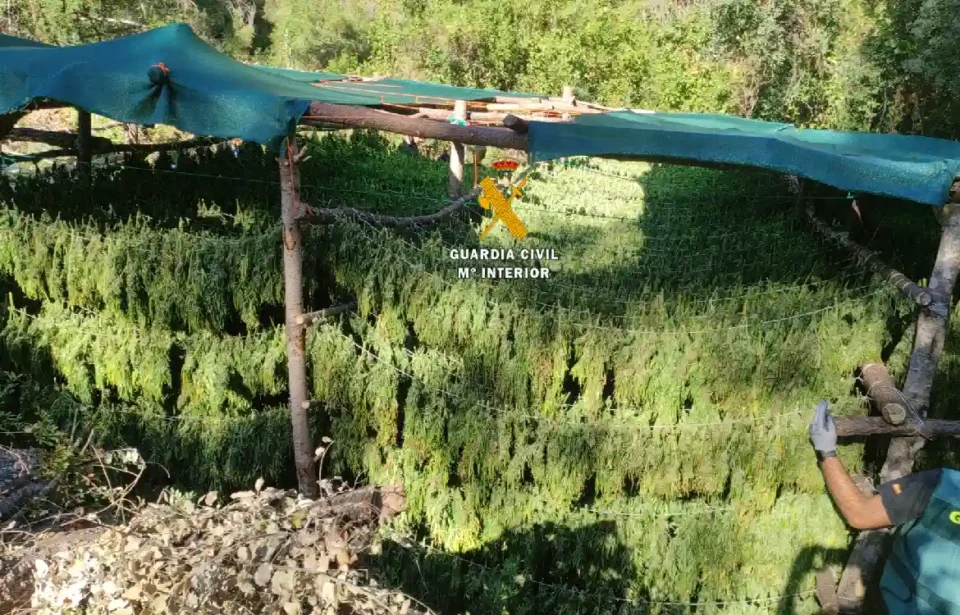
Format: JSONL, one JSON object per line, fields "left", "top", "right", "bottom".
{"left": 301, "top": 103, "right": 528, "bottom": 150}
{"left": 804, "top": 206, "right": 932, "bottom": 307}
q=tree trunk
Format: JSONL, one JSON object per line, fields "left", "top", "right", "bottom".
{"left": 280, "top": 137, "right": 319, "bottom": 498}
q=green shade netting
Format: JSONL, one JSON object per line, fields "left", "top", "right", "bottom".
{"left": 528, "top": 111, "right": 960, "bottom": 206}
{"left": 0, "top": 23, "right": 535, "bottom": 149}
{"left": 6, "top": 24, "right": 960, "bottom": 204}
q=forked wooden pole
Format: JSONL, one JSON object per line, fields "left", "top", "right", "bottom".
{"left": 837, "top": 199, "right": 960, "bottom": 612}
{"left": 280, "top": 136, "right": 319, "bottom": 498}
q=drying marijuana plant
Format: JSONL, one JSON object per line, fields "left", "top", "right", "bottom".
{"left": 0, "top": 138, "right": 930, "bottom": 613}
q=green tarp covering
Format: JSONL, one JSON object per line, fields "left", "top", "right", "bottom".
{"left": 4, "top": 24, "right": 960, "bottom": 204}
{"left": 528, "top": 111, "right": 960, "bottom": 206}
{"left": 0, "top": 23, "right": 532, "bottom": 149}
{"left": 0, "top": 33, "right": 51, "bottom": 49}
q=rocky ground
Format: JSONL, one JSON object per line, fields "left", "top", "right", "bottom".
{"left": 0, "top": 450, "right": 421, "bottom": 615}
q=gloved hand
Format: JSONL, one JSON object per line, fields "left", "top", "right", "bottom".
{"left": 809, "top": 400, "right": 838, "bottom": 460}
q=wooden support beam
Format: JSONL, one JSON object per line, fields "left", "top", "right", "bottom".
{"left": 805, "top": 206, "right": 932, "bottom": 307}
{"left": 0, "top": 138, "right": 227, "bottom": 167}
{"left": 0, "top": 148, "right": 74, "bottom": 161}
{"left": 301, "top": 102, "right": 528, "bottom": 150}
{"left": 561, "top": 85, "right": 576, "bottom": 104}
{"left": 3, "top": 131, "right": 217, "bottom": 155}
{"left": 6, "top": 127, "right": 110, "bottom": 150}
{"left": 835, "top": 416, "right": 960, "bottom": 438}
{"left": 280, "top": 137, "right": 319, "bottom": 499}
{"left": 837, "top": 200, "right": 960, "bottom": 612}
{"left": 860, "top": 363, "right": 907, "bottom": 425}
{"left": 410, "top": 107, "right": 572, "bottom": 123}
{"left": 485, "top": 100, "right": 583, "bottom": 114}
{"left": 295, "top": 301, "right": 357, "bottom": 326}
{"left": 503, "top": 115, "right": 529, "bottom": 134}
{"left": 449, "top": 100, "right": 467, "bottom": 198}
{"left": 494, "top": 96, "right": 545, "bottom": 104}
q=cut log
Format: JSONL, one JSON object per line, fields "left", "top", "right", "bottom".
{"left": 834, "top": 416, "right": 960, "bottom": 438}
{"left": 805, "top": 206, "right": 932, "bottom": 307}
{"left": 296, "top": 301, "right": 357, "bottom": 326}
{"left": 308, "top": 485, "right": 406, "bottom": 524}
{"left": 301, "top": 103, "right": 528, "bottom": 150}
{"left": 860, "top": 363, "right": 907, "bottom": 425}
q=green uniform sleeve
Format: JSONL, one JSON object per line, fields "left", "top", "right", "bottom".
{"left": 879, "top": 468, "right": 944, "bottom": 525}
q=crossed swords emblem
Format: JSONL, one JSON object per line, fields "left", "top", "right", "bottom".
{"left": 477, "top": 176, "right": 529, "bottom": 240}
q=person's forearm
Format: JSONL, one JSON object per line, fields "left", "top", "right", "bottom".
{"left": 820, "top": 457, "right": 881, "bottom": 529}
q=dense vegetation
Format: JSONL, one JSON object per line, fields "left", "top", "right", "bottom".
{"left": 1, "top": 131, "right": 954, "bottom": 613}
{"left": 5, "top": 0, "right": 960, "bottom": 139}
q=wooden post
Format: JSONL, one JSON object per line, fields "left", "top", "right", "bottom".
{"left": 837, "top": 200, "right": 960, "bottom": 612}
{"left": 562, "top": 85, "right": 575, "bottom": 104}
{"left": 834, "top": 416, "right": 960, "bottom": 437}
{"left": 449, "top": 100, "right": 467, "bottom": 198}
{"left": 77, "top": 109, "right": 91, "bottom": 185}
{"left": 793, "top": 177, "right": 807, "bottom": 219}
{"left": 280, "top": 136, "right": 319, "bottom": 499}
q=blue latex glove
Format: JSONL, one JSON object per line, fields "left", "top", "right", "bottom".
{"left": 809, "top": 400, "right": 838, "bottom": 455}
